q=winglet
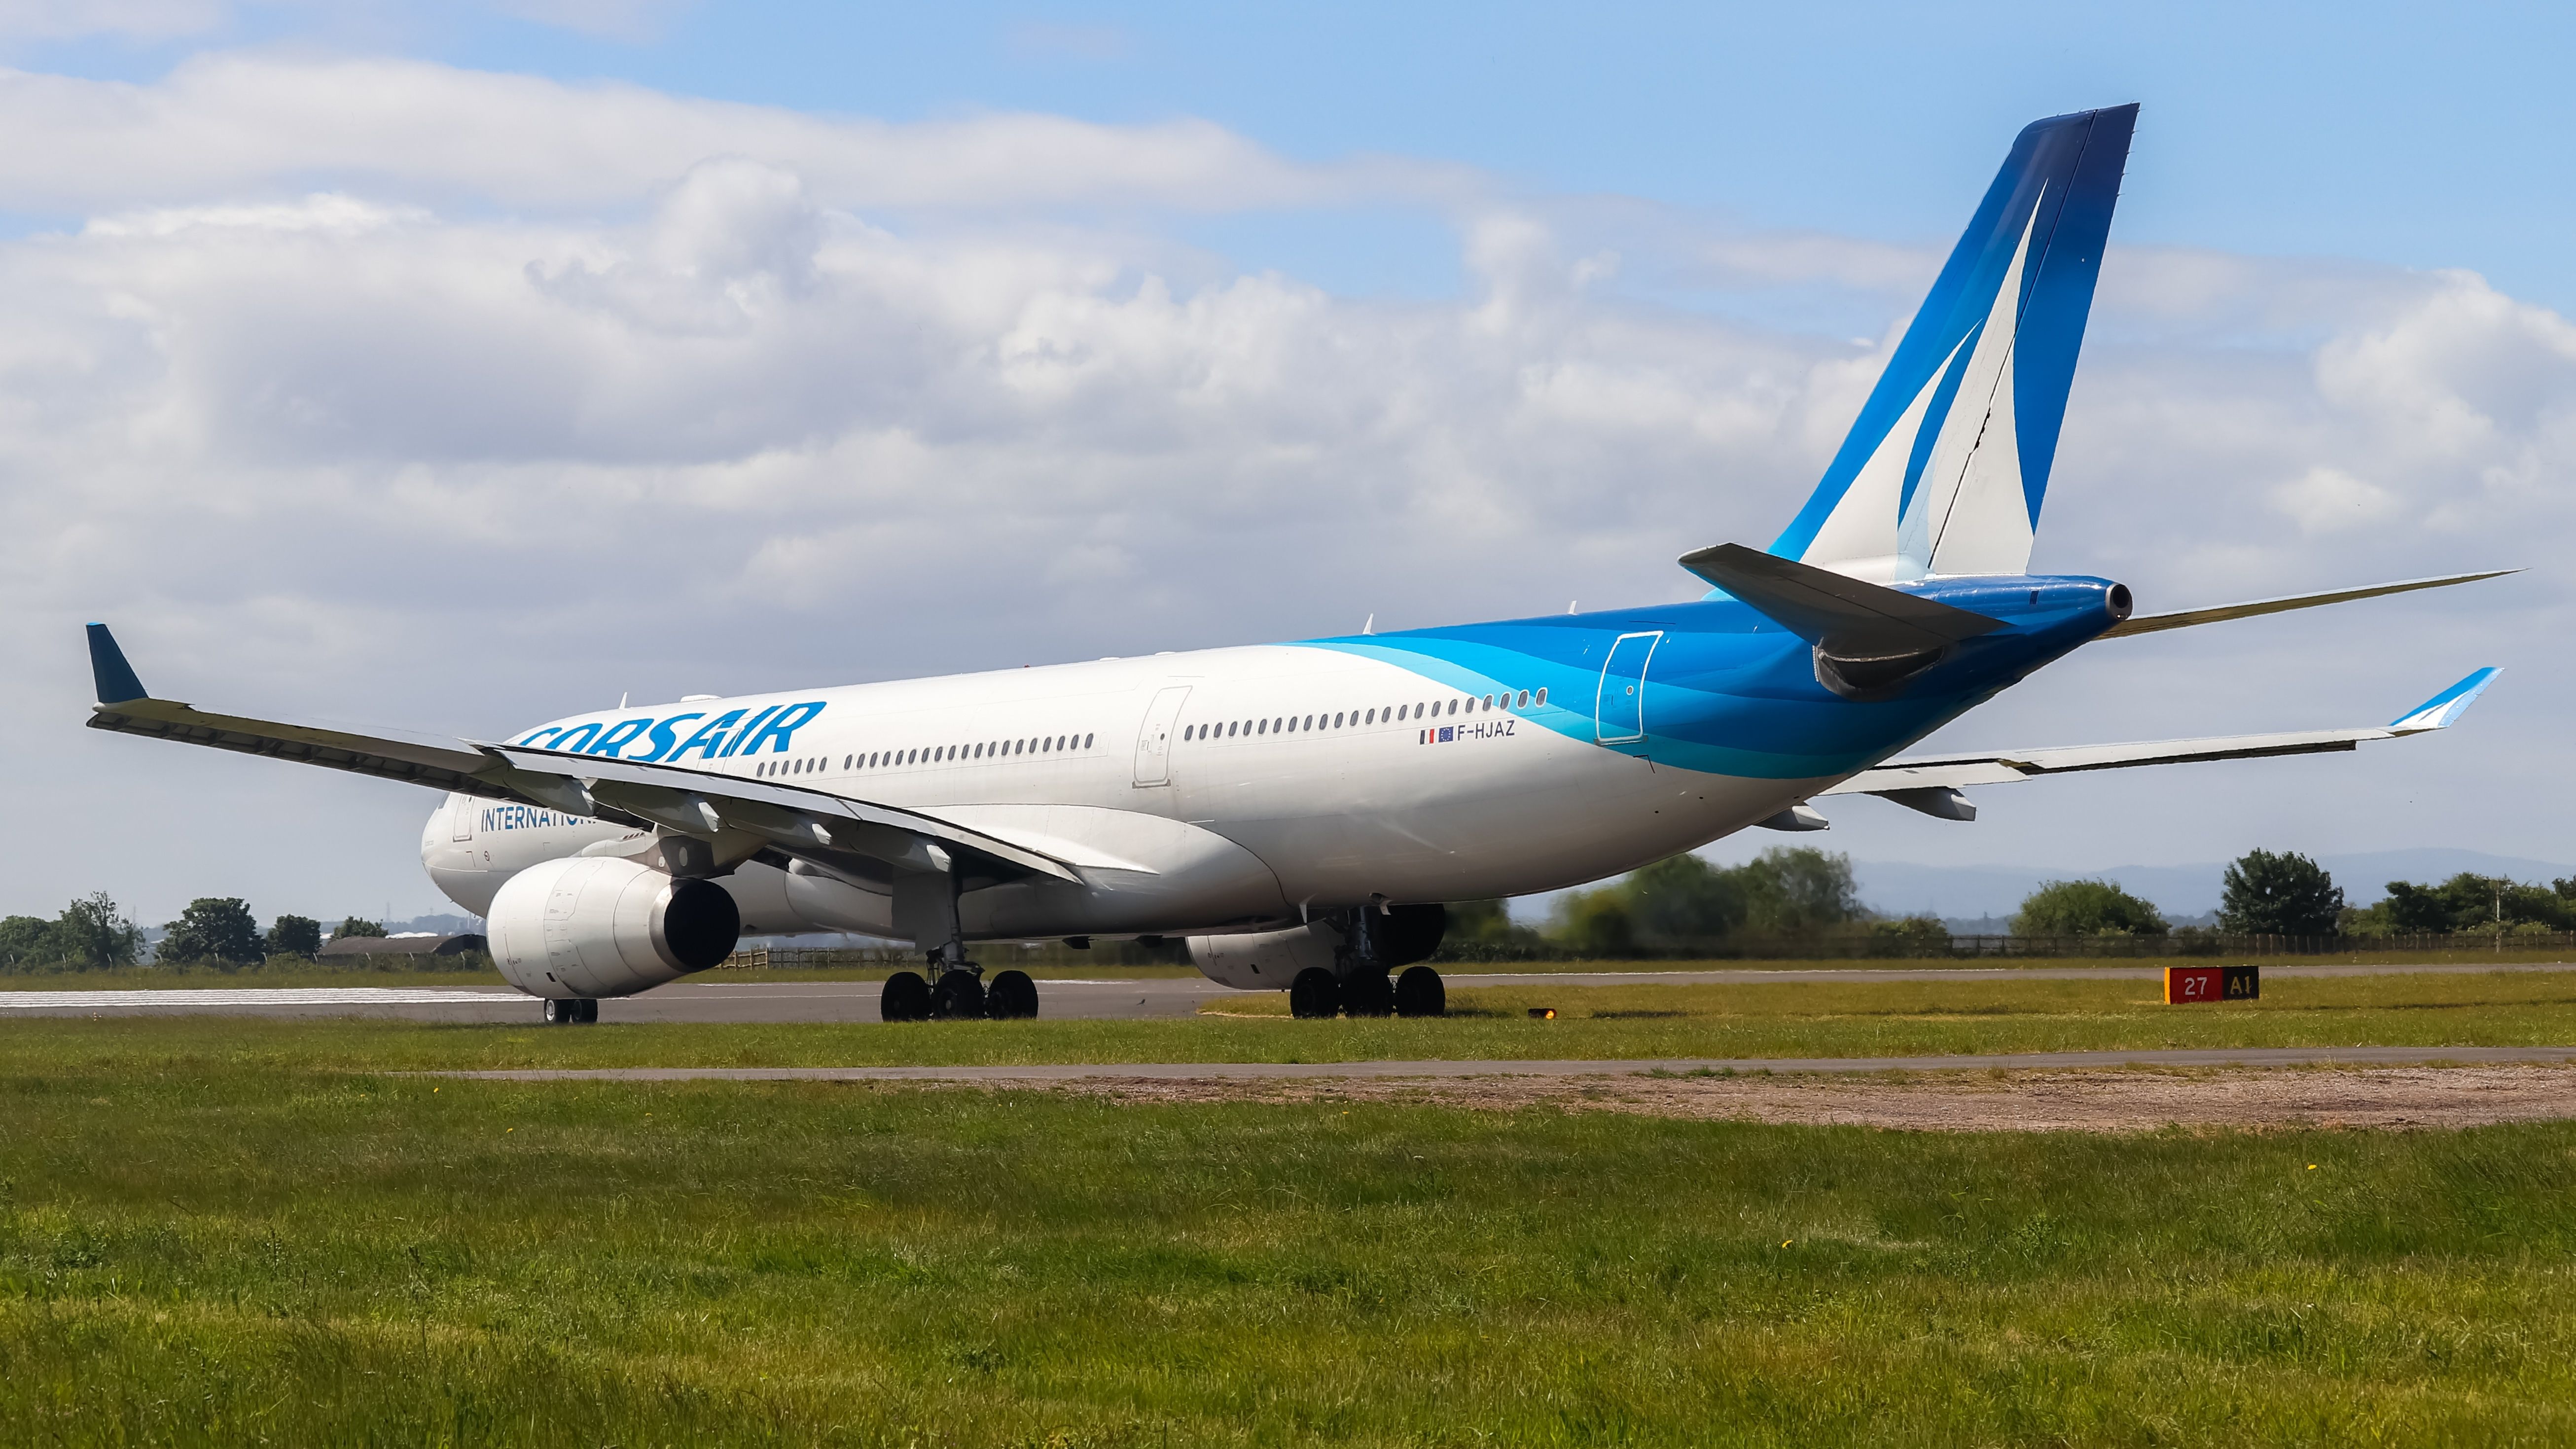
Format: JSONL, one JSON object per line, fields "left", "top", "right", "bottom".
{"left": 86, "top": 623, "right": 147, "bottom": 705}
{"left": 2390, "top": 667, "right": 2500, "bottom": 732}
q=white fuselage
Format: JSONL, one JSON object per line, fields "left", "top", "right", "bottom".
{"left": 422, "top": 644, "right": 1816, "bottom": 945}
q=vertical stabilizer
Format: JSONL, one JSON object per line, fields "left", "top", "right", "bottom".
{"left": 1768, "top": 104, "right": 2136, "bottom": 581}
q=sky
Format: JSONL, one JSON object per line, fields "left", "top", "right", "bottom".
{"left": 4, "top": 0, "right": 2573, "bottom": 925}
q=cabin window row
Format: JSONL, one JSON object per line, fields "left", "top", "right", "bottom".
{"left": 1180, "top": 687, "right": 1545, "bottom": 743}
{"left": 755, "top": 733, "right": 1097, "bottom": 779}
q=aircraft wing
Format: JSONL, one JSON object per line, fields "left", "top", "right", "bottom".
{"left": 80, "top": 622, "right": 1077, "bottom": 886}
{"left": 1822, "top": 668, "right": 2499, "bottom": 804}
{"left": 2096, "top": 569, "right": 2516, "bottom": 638}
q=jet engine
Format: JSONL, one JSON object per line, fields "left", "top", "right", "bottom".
{"left": 487, "top": 856, "right": 740, "bottom": 1000}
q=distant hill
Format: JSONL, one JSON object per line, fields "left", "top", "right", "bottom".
{"left": 1860, "top": 848, "right": 2574, "bottom": 922}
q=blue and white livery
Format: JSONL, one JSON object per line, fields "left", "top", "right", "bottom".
{"left": 81, "top": 106, "right": 2512, "bottom": 1023}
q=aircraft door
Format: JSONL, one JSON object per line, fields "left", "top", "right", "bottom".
{"left": 1132, "top": 685, "right": 1192, "bottom": 787}
{"left": 451, "top": 794, "right": 476, "bottom": 842}
{"left": 1595, "top": 632, "right": 1662, "bottom": 744}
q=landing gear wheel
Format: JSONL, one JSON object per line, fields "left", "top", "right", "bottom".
{"left": 542, "top": 997, "right": 574, "bottom": 1025}
{"left": 574, "top": 998, "right": 600, "bottom": 1024}
{"left": 1395, "top": 966, "right": 1445, "bottom": 1018}
{"left": 1289, "top": 967, "right": 1339, "bottom": 1019}
{"left": 1340, "top": 970, "right": 1394, "bottom": 1019}
{"left": 932, "top": 970, "right": 987, "bottom": 1020}
{"left": 881, "top": 970, "right": 931, "bottom": 1022}
{"left": 986, "top": 969, "right": 1040, "bottom": 1020}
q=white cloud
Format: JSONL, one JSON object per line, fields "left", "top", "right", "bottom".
{"left": 2270, "top": 466, "right": 2401, "bottom": 533}
{"left": 0, "top": 51, "right": 1464, "bottom": 214}
{"left": 0, "top": 53, "right": 2570, "bottom": 922}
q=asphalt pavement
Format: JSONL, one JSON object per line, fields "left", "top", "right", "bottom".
{"left": 3, "top": 960, "right": 2571, "bottom": 1023}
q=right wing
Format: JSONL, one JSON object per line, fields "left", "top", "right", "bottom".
{"left": 80, "top": 623, "right": 1077, "bottom": 887}
{"left": 1823, "top": 667, "right": 2500, "bottom": 810}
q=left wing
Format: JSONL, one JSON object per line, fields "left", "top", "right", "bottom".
{"left": 1823, "top": 667, "right": 2499, "bottom": 815}
{"left": 80, "top": 622, "right": 1078, "bottom": 887}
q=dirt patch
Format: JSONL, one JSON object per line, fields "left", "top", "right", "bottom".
{"left": 1011, "top": 1064, "right": 2576, "bottom": 1131}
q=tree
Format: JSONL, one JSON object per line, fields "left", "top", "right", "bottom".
{"left": 267, "top": 915, "right": 323, "bottom": 958}
{"left": 2219, "top": 849, "right": 2344, "bottom": 936}
{"left": 1625, "top": 853, "right": 1748, "bottom": 939}
{"left": 158, "top": 898, "right": 264, "bottom": 967}
{"left": 1553, "top": 889, "right": 1635, "bottom": 957}
{"left": 2012, "top": 880, "right": 2167, "bottom": 937}
{"left": 335, "top": 917, "right": 388, "bottom": 939}
{"left": 53, "top": 892, "right": 143, "bottom": 968}
{"left": 0, "top": 916, "right": 52, "bottom": 971}
{"left": 1733, "top": 848, "right": 1864, "bottom": 934}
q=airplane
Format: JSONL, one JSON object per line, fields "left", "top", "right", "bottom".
{"left": 81, "top": 103, "right": 2510, "bottom": 1025}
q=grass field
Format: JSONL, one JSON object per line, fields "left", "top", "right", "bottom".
{"left": 7, "top": 945, "right": 2568, "bottom": 993}
{"left": 10, "top": 974, "right": 2576, "bottom": 1445}
{"left": 7, "top": 1037, "right": 2576, "bottom": 1445}
{"left": 9, "top": 969, "right": 2576, "bottom": 1075}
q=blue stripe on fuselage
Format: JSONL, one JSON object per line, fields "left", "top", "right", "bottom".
{"left": 1294, "top": 577, "right": 2121, "bottom": 780}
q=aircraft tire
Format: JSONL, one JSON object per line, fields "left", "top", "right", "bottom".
{"left": 574, "top": 998, "right": 599, "bottom": 1024}
{"left": 881, "top": 970, "right": 932, "bottom": 1022}
{"left": 932, "top": 970, "right": 987, "bottom": 1021}
{"left": 542, "top": 997, "right": 573, "bottom": 1025}
{"left": 1394, "top": 966, "right": 1445, "bottom": 1018}
{"left": 1288, "top": 967, "right": 1338, "bottom": 1019}
{"left": 987, "top": 969, "right": 1040, "bottom": 1020}
{"left": 1340, "top": 969, "right": 1394, "bottom": 1019}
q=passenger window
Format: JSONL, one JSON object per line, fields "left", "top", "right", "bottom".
{"left": 1332, "top": 712, "right": 1343, "bottom": 727}
{"left": 1083, "top": 733, "right": 1094, "bottom": 747}
{"left": 1517, "top": 691, "right": 1530, "bottom": 708}
{"left": 1536, "top": 687, "right": 1547, "bottom": 706}
{"left": 1363, "top": 709, "right": 1375, "bottom": 724}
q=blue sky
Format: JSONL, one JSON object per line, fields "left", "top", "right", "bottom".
{"left": 20, "top": 2, "right": 2576, "bottom": 305}
{"left": 0, "top": 0, "right": 2570, "bottom": 922}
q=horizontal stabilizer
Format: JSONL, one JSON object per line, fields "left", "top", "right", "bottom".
{"left": 1680, "top": 543, "right": 2004, "bottom": 648}
{"left": 2099, "top": 569, "right": 2517, "bottom": 638}
{"left": 1683, "top": 542, "right": 2005, "bottom": 700}
{"left": 1823, "top": 667, "right": 2500, "bottom": 798}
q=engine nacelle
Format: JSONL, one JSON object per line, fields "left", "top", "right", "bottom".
{"left": 488, "top": 856, "right": 741, "bottom": 1000}
{"left": 1188, "top": 921, "right": 1340, "bottom": 990}
{"left": 1188, "top": 905, "right": 1445, "bottom": 990}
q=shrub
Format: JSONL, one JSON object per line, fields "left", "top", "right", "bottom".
{"left": 2012, "top": 880, "right": 2167, "bottom": 937}
{"left": 2219, "top": 849, "right": 2344, "bottom": 935}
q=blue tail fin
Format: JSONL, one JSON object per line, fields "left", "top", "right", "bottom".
{"left": 1770, "top": 104, "right": 2136, "bottom": 581}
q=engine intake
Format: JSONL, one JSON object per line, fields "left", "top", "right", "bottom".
{"left": 488, "top": 855, "right": 740, "bottom": 1000}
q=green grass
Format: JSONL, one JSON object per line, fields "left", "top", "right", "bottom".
{"left": 10, "top": 969, "right": 2576, "bottom": 1077}
{"left": 8, "top": 947, "right": 2565, "bottom": 993}
{"left": 6, "top": 1041, "right": 2576, "bottom": 1446}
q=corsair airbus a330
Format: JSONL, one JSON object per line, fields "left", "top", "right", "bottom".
{"left": 83, "top": 104, "right": 2508, "bottom": 1024}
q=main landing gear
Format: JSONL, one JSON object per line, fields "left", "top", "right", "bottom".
{"left": 1289, "top": 965, "right": 1446, "bottom": 1020}
{"left": 542, "top": 997, "right": 599, "bottom": 1025}
{"left": 880, "top": 966, "right": 1041, "bottom": 1022}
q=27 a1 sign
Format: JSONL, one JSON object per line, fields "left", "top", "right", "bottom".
{"left": 2164, "top": 965, "right": 2259, "bottom": 1004}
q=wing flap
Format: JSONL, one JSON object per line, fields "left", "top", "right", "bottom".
{"left": 487, "top": 746, "right": 1082, "bottom": 884}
